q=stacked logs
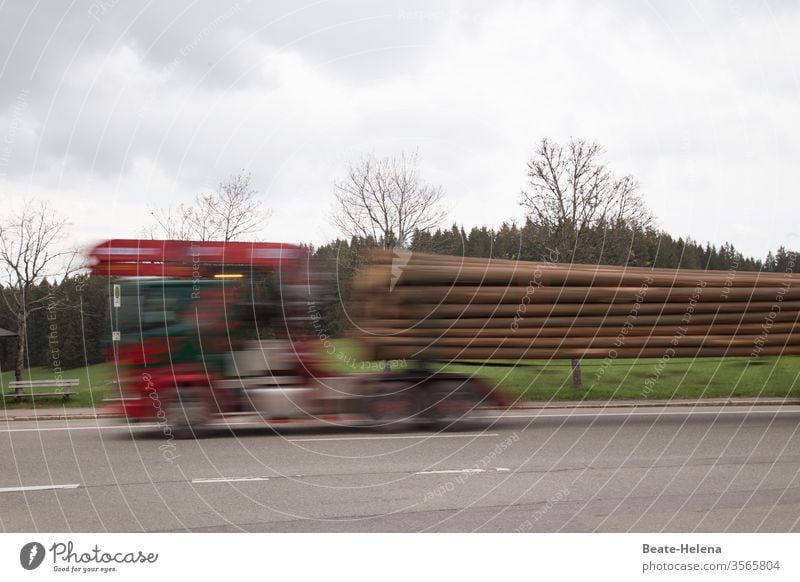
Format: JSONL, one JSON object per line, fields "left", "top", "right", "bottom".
{"left": 349, "top": 250, "right": 800, "bottom": 361}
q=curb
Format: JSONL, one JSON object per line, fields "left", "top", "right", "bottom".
{"left": 505, "top": 398, "right": 800, "bottom": 410}
{"left": 0, "top": 412, "right": 117, "bottom": 423}
{"left": 3, "top": 398, "right": 800, "bottom": 422}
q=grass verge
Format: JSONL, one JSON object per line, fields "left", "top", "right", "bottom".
{"left": 1, "top": 363, "right": 116, "bottom": 409}
{"left": 440, "top": 356, "right": 800, "bottom": 401}
{"left": 3, "top": 351, "right": 799, "bottom": 409}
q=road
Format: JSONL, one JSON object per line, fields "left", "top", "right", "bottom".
{"left": 1, "top": 406, "right": 799, "bottom": 532}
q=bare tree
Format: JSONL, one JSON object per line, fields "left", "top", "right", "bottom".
{"left": 520, "top": 138, "right": 653, "bottom": 389}
{"left": 145, "top": 206, "right": 192, "bottom": 240}
{"left": 520, "top": 138, "right": 653, "bottom": 261}
{"left": 0, "top": 201, "right": 75, "bottom": 386}
{"left": 333, "top": 151, "right": 446, "bottom": 248}
{"left": 146, "top": 171, "right": 269, "bottom": 241}
{"left": 189, "top": 171, "right": 267, "bottom": 242}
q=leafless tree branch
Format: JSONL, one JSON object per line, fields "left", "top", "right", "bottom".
{"left": 331, "top": 151, "right": 446, "bottom": 248}
{"left": 146, "top": 171, "right": 270, "bottom": 242}
{"left": 0, "top": 200, "right": 74, "bottom": 384}
{"left": 520, "top": 137, "right": 653, "bottom": 260}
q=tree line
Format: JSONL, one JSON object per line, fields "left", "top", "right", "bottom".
{"left": 0, "top": 275, "right": 109, "bottom": 376}
{"left": 5, "top": 225, "right": 793, "bottom": 375}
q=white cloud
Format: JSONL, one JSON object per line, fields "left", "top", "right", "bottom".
{"left": 0, "top": 0, "right": 797, "bottom": 259}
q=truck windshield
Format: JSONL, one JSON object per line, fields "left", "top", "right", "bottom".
{"left": 115, "top": 283, "right": 183, "bottom": 335}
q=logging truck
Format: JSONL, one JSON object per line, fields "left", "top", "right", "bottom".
{"left": 88, "top": 240, "right": 501, "bottom": 437}
{"left": 88, "top": 240, "right": 798, "bottom": 437}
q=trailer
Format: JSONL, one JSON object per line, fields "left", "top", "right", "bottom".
{"left": 349, "top": 249, "right": 800, "bottom": 360}
{"left": 87, "top": 239, "right": 500, "bottom": 437}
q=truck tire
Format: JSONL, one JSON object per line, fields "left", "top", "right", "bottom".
{"left": 423, "top": 379, "right": 479, "bottom": 428}
{"left": 164, "top": 386, "right": 210, "bottom": 439}
{"left": 363, "top": 385, "right": 419, "bottom": 432}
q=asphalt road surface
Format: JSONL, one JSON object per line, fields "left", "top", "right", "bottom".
{"left": 1, "top": 406, "right": 799, "bottom": 532}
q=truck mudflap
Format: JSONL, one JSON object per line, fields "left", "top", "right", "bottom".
{"left": 362, "top": 370, "right": 511, "bottom": 407}
{"left": 472, "top": 377, "right": 514, "bottom": 408}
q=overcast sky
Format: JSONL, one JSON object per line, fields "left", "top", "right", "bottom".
{"left": 1, "top": 0, "right": 798, "bottom": 260}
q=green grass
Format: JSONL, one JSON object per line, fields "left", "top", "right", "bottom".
{"left": 4, "top": 350, "right": 800, "bottom": 409}
{"left": 321, "top": 340, "right": 800, "bottom": 401}
{"left": 1, "top": 363, "right": 116, "bottom": 409}
{"left": 439, "top": 356, "right": 800, "bottom": 401}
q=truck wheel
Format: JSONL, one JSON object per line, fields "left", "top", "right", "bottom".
{"left": 424, "top": 380, "right": 479, "bottom": 427}
{"left": 364, "top": 386, "right": 419, "bottom": 432}
{"left": 164, "top": 386, "right": 210, "bottom": 439}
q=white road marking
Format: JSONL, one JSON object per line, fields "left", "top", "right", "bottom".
{"left": 192, "top": 477, "right": 271, "bottom": 484}
{"left": 417, "top": 469, "right": 485, "bottom": 475}
{"left": 0, "top": 483, "right": 80, "bottom": 493}
{"left": 288, "top": 433, "right": 499, "bottom": 442}
{"left": 416, "top": 467, "right": 510, "bottom": 475}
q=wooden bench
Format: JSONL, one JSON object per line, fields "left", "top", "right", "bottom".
{"left": 6, "top": 379, "right": 79, "bottom": 401}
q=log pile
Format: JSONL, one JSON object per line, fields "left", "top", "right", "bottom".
{"left": 350, "top": 250, "right": 800, "bottom": 361}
